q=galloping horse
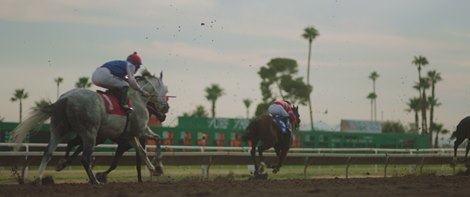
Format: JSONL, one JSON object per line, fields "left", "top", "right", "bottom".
{"left": 452, "top": 116, "right": 470, "bottom": 163}
{"left": 13, "top": 69, "right": 169, "bottom": 184}
{"left": 243, "top": 105, "right": 300, "bottom": 176}
{"left": 55, "top": 102, "right": 168, "bottom": 183}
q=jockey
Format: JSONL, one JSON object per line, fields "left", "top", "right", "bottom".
{"left": 92, "top": 52, "right": 150, "bottom": 112}
{"left": 268, "top": 100, "right": 296, "bottom": 134}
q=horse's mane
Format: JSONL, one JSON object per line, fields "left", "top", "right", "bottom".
{"left": 140, "top": 69, "right": 154, "bottom": 77}
{"left": 135, "top": 69, "right": 155, "bottom": 81}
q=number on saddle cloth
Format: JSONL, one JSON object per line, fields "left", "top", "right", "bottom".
{"left": 96, "top": 90, "right": 131, "bottom": 116}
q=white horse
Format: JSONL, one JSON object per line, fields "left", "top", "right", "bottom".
{"left": 12, "top": 69, "right": 169, "bottom": 184}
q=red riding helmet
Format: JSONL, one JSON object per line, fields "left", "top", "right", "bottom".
{"left": 127, "top": 51, "right": 142, "bottom": 66}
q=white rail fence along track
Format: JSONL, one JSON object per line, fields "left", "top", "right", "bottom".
{"left": 0, "top": 142, "right": 466, "bottom": 179}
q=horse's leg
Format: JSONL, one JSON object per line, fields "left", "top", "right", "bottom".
{"left": 272, "top": 134, "right": 291, "bottom": 174}
{"left": 140, "top": 127, "right": 163, "bottom": 175}
{"left": 257, "top": 141, "right": 271, "bottom": 174}
{"left": 96, "top": 140, "right": 130, "bottom": 183}
{"left": 128, "top": 137, "right": 156, "bottom": 175}
{"left": 269, "top": 145, "right": 281, "bottom": 169}
{"left": 136, "top": 141, "right": 143, "bottom": 183}
{"left": 56, "top": 137, "right": 82, "bottom": 171}
{"left": 80, "top": 135, "right": 100, "bottom": 184}
{"left": 454, "top": 137, "right": 465, "bottom": 163}
{"left": 37, "top": 134, "right": 61, "bottom": 184}
{"left": 250, "top": 140, "right": 258, "bottom": 175}
{"left": 465, "top": 139, "right": 470, "bottom": 161}
{"left": 274, "top": 145, "right": 281, "bottom": 157}
{"left": 273, "top": 147, "right": 289, "bottom": 174}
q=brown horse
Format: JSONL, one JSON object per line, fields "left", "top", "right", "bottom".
{"left": 452, "top": 116, "right": 470, "bottom": 163}
{"left": 243, "top": 106, "right": 300, "bottom": 177}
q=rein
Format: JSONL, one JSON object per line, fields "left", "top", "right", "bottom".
{"left": 140, "top": 77, "right": 165, "bottom": 105}
{"left": 121, "top": 77, "right": 160, "bottom": 137}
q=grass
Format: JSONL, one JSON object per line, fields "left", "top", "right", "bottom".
{"left": 0, "top": 164, "right": 468, "bottom": 184}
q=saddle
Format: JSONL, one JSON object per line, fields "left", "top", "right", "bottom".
{"left": 96, "top": 90, "right": 132, "bottom": 116}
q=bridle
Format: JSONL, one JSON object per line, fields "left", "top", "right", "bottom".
{"left": 139, "top": 76, "right": 167, "bottom": 108}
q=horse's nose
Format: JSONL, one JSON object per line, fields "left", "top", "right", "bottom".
{"left": 161, "top": 103, "right": 170, "bottom": 113}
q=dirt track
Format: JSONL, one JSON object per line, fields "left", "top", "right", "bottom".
{"left": 1, "top": 175, "right": 470, "bottom": 197}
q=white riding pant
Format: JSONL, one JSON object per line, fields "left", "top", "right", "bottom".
{"left": 92, "top": 67, "right": 128, "bottom": 89}
{"left": 268, "top": 104, "right": 289, "bottom": 118}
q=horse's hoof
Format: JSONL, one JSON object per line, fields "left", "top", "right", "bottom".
{"left": 465, "top": 161, "right": 470, "bottom": 168}
{"left": 254, "top": 173, "right": 268, "bottom": 180}
{"left": 90, "top": 180, "right": 103, "bottom": 185}
{"left": 33, "top": 176, "right": 55, "bottom": 185}
{"left": 55, "top": 159, "right": 67, "bottom": 171}
{"left": 272, "top": 168, "right": 280, "bottom": 174}
{"left": 153, "top": 166, "right": 164, "bottom": 176}
{"left": 258, "top": 163, "right": 266, "bottom": 174}
{"left": 95, "top": 172, "right": 108, "bottom": 183}
{"left": 89, "top": 177, "right": 103, "bottom": 185}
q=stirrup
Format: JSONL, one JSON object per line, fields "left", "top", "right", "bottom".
{"left": 121, "top": 105, "right": 133, "bottom": 113}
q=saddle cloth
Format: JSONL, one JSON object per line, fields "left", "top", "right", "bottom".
{"left": 271, "top": 114, "right": 290, "bottom": 134}
{"left": 96, "top": 90, "right": 131, "bottom": 116}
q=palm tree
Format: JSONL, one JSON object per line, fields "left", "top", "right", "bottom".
{"left": 302, "top": 26, "right": 320, "bottom": 132}
{"left": 183, "top": 105, "right": 209, "bottom": 118}
{"left": 427, "top": 70, "right": 442, "bottom": 136}
{"left": 412, "top": 56, "right": 429, "bottom": 89}
{"left": 431, "top": 123, "right": 449, "bottom": 148}
{"left": 54, "top": 77, "right": 64, "bottom": 99}
{"left": 412, "top": 56, "right": 428, "bottom": 132}
{"left": 10, "top": 89, "right": 28, "bottom": 122}
{"left": 368, "top": 71, "right": 379, "bottom": 121}
{"left": 367, "top": 92, "right": 377, "bottom": 121}
{"left": 417, "top": 78, "right": 430, "bottom": 134}
{"left": 205, "top": 84, "right": 224, "bottom": 118}
{"left": 243, "top": 98, "right": 252, "bottom": 119}
{"left": 405, "top": 97, "right": 421, "bottom": 132}
{"left": 75, "top": 77, "right": 92, "bottom": 88}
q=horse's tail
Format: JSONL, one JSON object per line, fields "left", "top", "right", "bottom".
{"left": 12, "top": 100, "right": 54, "bottom": 151}
{"left": 242, "top": 119, "right": 256, "bottom": 142}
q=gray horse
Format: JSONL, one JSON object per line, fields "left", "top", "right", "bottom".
{"left": 12, "top": 69, "right": 169, "bottom": 184}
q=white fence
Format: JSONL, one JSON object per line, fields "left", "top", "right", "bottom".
{"left": 0, "top": 142, "right": 465, "bottom": 179}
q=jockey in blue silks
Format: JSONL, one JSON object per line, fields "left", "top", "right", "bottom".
{"left": 268, "top": 100, "right": 296, "bottom": 134}
{"left": 92, "top": 52, "right": 150, "bottom": 112}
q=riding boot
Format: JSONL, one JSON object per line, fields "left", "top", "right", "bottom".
{"left": 275, "top": 117, "right": 288, "bottom": 134}
{"left": 284, "top": 118, "right": 292, "bottom": 134}
{"left": 116, "top": 86, "right": 133, "bottom": 113}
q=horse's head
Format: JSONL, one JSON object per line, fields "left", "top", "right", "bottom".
{"left": 292, "top": 105, "right": 301, "bottom": 130}
{"left": 146, "top": 102, "right": 166, "bottom": 122}
{"left": 137, "top": 69, "right": 170, "bottom": 117}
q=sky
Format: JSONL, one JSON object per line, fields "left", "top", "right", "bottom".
{"left": 1, "top": 0, "right": 469, "bottom": 141}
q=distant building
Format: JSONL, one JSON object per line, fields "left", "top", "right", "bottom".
{"left": 340, "top": 119, "right": 381, "bottom": 134}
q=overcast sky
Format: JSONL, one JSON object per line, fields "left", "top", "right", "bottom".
{"left": 1, "top": 0, "right": 469, "bottom": 136}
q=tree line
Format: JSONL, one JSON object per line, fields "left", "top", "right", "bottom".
{"left": 6, "top": 25, "right": 451, "bottom": 148}
{"left": 9, "top": 76, "right": 93, "bottom": 122}
{"left": 368, "top": 56, "right": 448, "bottom": 147}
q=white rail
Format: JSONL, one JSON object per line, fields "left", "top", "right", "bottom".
{"left": 0, "top": 142, "right": 466, "bottom": 179}
{"left": 0, "top": 142, "right": 461, "bottom": 155}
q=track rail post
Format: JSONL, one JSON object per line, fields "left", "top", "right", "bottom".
{"left": 345, "top": 157, "right": 352, "bottom": 179}
{"left": 384, "top": 154, "right": 390, "bottom": 178}
{"left": 303, "top": 156, "right": 310, "bottom": 179}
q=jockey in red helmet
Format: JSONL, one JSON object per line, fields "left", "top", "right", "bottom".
{"left": 91, "top": 52, "right": 150, "bottom": 112}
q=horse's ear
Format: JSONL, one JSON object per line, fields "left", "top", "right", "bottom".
{"left": 160, "top": 71, "right": 163, "bottom": 80}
